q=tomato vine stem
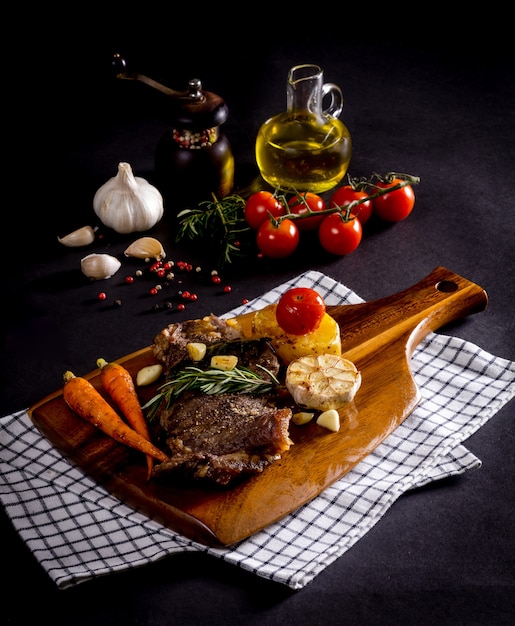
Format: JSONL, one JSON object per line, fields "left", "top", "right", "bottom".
{"left": 175, "top": 171, "right": 420, "bottom": 265}
{"left": 271, "top": 172, "right": 420, "bottom": 227}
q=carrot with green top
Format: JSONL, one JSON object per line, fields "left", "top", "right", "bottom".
{"left": 63, "top": 370, "right": 168, "bottom": 469}
{"left": 96, "top": 357, "right": 155, "bottom": 480}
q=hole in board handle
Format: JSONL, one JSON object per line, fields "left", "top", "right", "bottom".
{"left": 435, "top": 280, "right": 459, "bottom": 293}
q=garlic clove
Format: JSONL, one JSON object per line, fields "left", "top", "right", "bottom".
{"left": 80, "top": 253, "right": 121, "bottom": 280}
{"left": 136, "top": 364, "right": 163, "bottom": 387}
{"left": 58, "top": 225, "right": 96, "bottom": 247}
{"left": 124, "top": 237, "right": 166, "bottom": 261}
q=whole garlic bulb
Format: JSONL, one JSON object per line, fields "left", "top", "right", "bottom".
{"left": 93, "top": 162, "right": 164, "bottom": 234}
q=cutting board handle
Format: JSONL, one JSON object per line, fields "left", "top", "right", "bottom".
{"left": 330, "top": 266, "right": 488, "bottom": 362}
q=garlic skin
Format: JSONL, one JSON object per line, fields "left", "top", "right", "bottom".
{"left": 81, "top": 253, "right": 121, "bottom": 280}
{"left": 124, "top": 237, "right": 166, "bottom": 261}
{"left": 58, "top": 225, "right": 96, "bottom": 247}
{"left": 93, "top": 162, "right": 164, "bottom": 234}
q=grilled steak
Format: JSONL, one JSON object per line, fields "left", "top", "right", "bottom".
{"left": 153, "top": 314, "right": 243, "bottom": 370}
{"left": 150, "top": 321, "right": 293, "bottom": 486}
{"left": 152, "top": 392, "right": 293, "bottom": 486}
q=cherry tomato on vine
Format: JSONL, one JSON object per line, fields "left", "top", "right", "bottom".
{"left": 288, "top": 192, "right": 326, "bottom": 231}
{"left": 244, "top": 191, "right": 286, "bottom": 230}
{"left": 256, "top": 218, "right": 299, "bottom": 258}
{"left": 318, "top": 213, "right": 362, "bottom": 255}
{"left": 372, "top": 178, "right": 415, "bottom": 222}
{"left": 329, "top": 185, "right": 373, "bottom": 225}
{"left": 276, "top": 287, "right": 326, "bottom": 335}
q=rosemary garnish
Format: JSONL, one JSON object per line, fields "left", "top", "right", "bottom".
{"left": 143, "top": 363, "right": 280, "bottom": 421}
{"left": 175, "top": 193, "right": 251, "bottom": 266}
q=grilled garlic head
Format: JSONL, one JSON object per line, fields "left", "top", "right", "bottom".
{"left": 80, "top": 253, "right": 121, "bottom": 280}
{"left": 285, "top": 354, "right": 361, "bottom": 411}
{"left": 93, "top": 162, "right": 164, "bottom": 234}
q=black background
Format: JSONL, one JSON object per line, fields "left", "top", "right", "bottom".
{"left": 3, "top": 7, "right": 515, "bottom": 625}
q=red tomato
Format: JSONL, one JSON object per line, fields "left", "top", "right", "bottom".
{"left": 318, "top": 213, "right": 362, "bottom": 255}
{"left": 329, "top": 185, "right": 373, "bottom": 225}
{"left": 288, "top": 192, "right": 326, "bottom": 231}
{"left": 372, "top": 179, "right": 415, "bottom": 221}
{"left": 276, "top": 287, "right": 326, "bottom": 335}
{"left": 256, "top": 218, "right": 299, "bottom": 258}
{"left": 244, "top": 191, "right": 286, "bottom": 230}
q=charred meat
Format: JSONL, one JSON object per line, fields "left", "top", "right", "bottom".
{"left": 152, "top": 392, "right": 293, "bottom": 486}
{"left": 149, "top": 323, "right": 293, "bottom": 486}
{"left": 152, "top": 314, "right": 243, "bottom": 370}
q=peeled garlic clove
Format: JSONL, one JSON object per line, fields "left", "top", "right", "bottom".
{"left": 136, "top": 364, "right": 163, "bottom": 386}
{"left": 58, "top": 225, "right": 96, "bottom": 247}
{"left": 81, "top": 253, "right": 121, "bottom": 280}
{"left": 124, "top": 236, "right": 166, "bottom": 261}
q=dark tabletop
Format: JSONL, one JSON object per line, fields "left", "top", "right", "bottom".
{"left": 3, "top": 10, "right": 515, "bottom": 626}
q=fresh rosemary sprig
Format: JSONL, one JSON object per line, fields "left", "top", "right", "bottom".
{"left": 143, "top": 364, "right": 280, "bottom": 421}
{"left": 175, "top": 194, "right": 251, "bottom": 266}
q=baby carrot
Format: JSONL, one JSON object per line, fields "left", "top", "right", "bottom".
{"left": 63, "top": 370, "right": 169, "bottom": 466}
{"left": 97, "top": 357, "right": 154, "bottom": 480}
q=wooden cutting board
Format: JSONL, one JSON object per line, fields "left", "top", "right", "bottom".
{"left": 29, "top": 267, "right": 488, "bottom": 547}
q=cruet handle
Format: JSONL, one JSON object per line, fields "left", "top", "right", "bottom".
{"left": 322, "top": 82, "right": 344, "bottom": 118}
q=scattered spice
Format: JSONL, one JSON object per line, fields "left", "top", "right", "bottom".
{"left": 85, "top": 237, "right": 249, "bottom": 313}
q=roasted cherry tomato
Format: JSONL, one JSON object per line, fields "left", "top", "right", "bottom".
{"left": 372, "top": 179, "right": 415, "bottom": 221}
{"left": 318, "top": 213, "right": 362, "bottom": 255}
{"left": 275, "top": 287, "right": 326, "bottom": 335}
{"left": 288, "top": 192, "right": 326, "bottom": 231}
{"left": 329, "top": 185, "right": 373, "bottom": 225}
{"left": 244, "top": 191, "right": 286, "bottom": 230}
{"left": 256, "top": 218, "right": 299, "bottom": 258}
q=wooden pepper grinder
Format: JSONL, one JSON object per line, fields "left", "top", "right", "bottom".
{"left": 113, "top": 54, "right": 234, "bottom": 215}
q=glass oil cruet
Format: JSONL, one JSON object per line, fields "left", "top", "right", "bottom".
{"left": 255, "top": 64, "right": 352, "bottom": 194}
{"left": 113, "top": 54, "right": 234, "bottom": 212}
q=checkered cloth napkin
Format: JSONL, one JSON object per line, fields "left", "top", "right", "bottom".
{"left": 1, "top": 271, "right": 514, "bottom": 590}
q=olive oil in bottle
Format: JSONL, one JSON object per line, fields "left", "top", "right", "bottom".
{"left": 255, "top": 64, "right": 352, "bottom": 194}
{"left": 256, "top": 114, "right": 351, "bottom": 194}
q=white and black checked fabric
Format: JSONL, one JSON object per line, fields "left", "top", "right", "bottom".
{"left": 1, "top": 271, "right": 514, "bottom": 590}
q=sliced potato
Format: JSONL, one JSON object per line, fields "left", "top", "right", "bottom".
{"left": 226, "top": 311, "right": 256, "bottom": 339}
{"left": 251, "top": 304, "right": 341, "bottom": 364}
